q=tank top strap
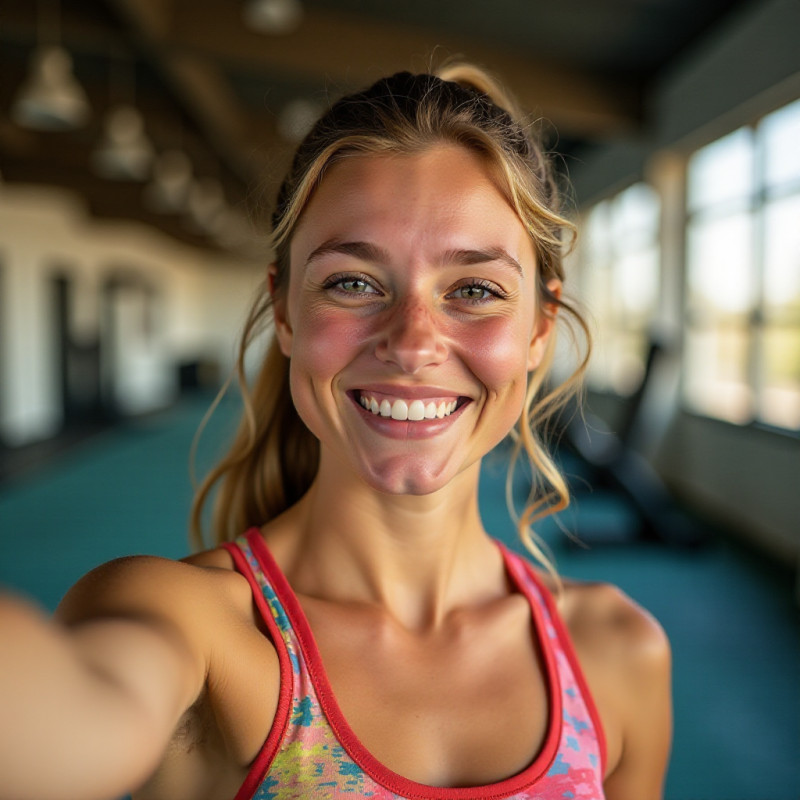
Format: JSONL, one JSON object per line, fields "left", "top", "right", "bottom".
{"left": 498, "top": 544, "right": 608, "bottom": 782}
{"left": 222, "top": 528, "right": 327, "bottom": 799}
{"left": 222, "top": 528, "right": 303, "bottom": 668}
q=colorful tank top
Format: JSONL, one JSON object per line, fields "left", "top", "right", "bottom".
{"left": 222, "top": 529, "right": 607, "bottom": 799}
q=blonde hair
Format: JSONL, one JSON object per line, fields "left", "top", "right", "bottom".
{"left": 190, "top": 64, "right": 591, "bottom": 571}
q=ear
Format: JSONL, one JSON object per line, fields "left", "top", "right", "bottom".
{"left": 269, "top": 264, "right": 293, "bottom": 357}
{"left": 528, "top": 278, "right": 562, "bottom": 371}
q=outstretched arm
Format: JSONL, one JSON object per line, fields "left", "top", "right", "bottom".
{"left": 0, "top": 560, "right": 206, "bottom": 800}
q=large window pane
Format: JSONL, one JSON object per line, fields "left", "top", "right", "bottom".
{"left": 580, "top": 183, "right": 661, "bottom": 396}
{"left": 762, "top": 97, "right": 800, "bottom": 189}
{"left": 618, "top": 246, "right": 659, "bottom": 321}
{"left": 763, "top": 194, "right": 800, "bottom": 318}
{"left": 684, "top": 324, "right": 753, "bottom": 423}
{"left": 687, "top": 127, "right": 755, "bottom": 212}
{"left": 683, "top": 98, "right": 800, "bottom": 431}
{"left": 758, "top": 325, "right": 800, "bottom": 429}
{"left": 687, "top": 213, "right": 755, "bottom": 315}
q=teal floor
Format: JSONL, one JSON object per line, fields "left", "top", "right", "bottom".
{"left": 1, "top": 394, "right": 797, "bottom": 800}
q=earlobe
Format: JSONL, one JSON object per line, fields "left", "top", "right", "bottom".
{"left": 527, "top": 278, "right": 562, "bottom": 371}
{"left": 269, "top": 264, "right": 293, "bottom": 357}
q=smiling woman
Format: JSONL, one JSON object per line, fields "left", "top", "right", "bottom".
{"left": 269, "top": 146, "right": 546, "bottom": 497}
{"left": 0, "top": 64, "right": 671, "bottom": 800}
{"left": 194, "top": 68, "right": 586, "bottom": 555}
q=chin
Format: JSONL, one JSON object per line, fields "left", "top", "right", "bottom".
{"left": 356, "top": 454, "right": 474, "bottom": 497}
{"left": 369, "top": 475, "right": 444, "bottom": 497}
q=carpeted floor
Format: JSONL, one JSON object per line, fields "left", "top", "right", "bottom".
{"left": 1, "top": 393, "right": 797, "bottom": 800}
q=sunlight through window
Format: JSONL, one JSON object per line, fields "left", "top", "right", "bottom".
{"left": 684, "top": 100, "right": 800, "bottom": 429}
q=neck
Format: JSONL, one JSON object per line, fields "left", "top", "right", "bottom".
{"left": 267, "top": 455, "right": 506, "bottom": 632}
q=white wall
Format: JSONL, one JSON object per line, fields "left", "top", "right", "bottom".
{"left": 0, "top": 185, "right": 262, "bottom": 445}
{"left": 568, "top": 0, "right": 800, "bottom": 562}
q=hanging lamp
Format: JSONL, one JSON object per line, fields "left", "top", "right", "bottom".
{"left": 11, "top": 0, "right": 90, "bottom": 131}
{"left": 92, "top": 57, "right": 154, "bottom": 181}
{"left": 92, "top": 104, "right": 154, "bottom": 181}
{"left": 242, "top": 0, "right": 303, "bottom": 34}
{"left": 12, "top": 45, "right": 90, "bottom": 131}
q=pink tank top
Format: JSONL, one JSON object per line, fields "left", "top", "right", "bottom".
{"left": 223, "top": 529, "right": 607, "bottom": 799}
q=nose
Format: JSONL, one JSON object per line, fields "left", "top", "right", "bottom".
{"left": 374, "top": 296, "right": 448, "bottom": 373}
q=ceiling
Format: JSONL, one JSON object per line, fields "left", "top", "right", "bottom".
{"left": 0, "top": 0, "right": 751, "bottom": 253}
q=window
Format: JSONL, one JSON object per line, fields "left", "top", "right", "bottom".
{"left": 580, "top": 182, "right": 661, "bottom": 395}
{"left": 684, "top": 99, "right": 800, "bottom": 429}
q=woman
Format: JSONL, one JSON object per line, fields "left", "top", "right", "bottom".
{"left": 0, "top": 65, "right": 671, "bottom": 800}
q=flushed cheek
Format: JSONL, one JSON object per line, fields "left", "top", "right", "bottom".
{"left": 291, "top": 304, "right": 372, "bottom": 382}
{"left": 458, "top": 316, "right": 531, "bottom": 397}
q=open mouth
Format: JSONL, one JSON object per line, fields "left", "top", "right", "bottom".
{"left": 353, "top": 391, "right": 469, "bottom": 421}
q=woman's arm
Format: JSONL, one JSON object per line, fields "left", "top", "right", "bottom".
{"left": 600, "top": 593, "right": 672, "bottom": 800}
{"left": 0, "top": 557, "right": 208, "bottom": 800}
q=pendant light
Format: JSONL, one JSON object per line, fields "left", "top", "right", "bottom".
{"left": 242, "top": 0, "right": 303, "bottom": 34}
{"left": 92, "top": 105, "right": 155, "bottom": 181}
{"left": 12, "top": 46, "right": 90, "bottom": 131}
{"left": 92, "top": 59, "right": 154, "bottom": 181}
{"left": 11, "top": 0, "right": 90, "bottom": 131}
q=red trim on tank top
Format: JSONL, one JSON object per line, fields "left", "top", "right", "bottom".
{"left": 221, "top": 539, "right": 294, "bottom": 800}
{"left": 245, "top": 528, "right": 564, "bottom": 800}
{"left": 511, "top": 553, "right": 609, "bottom": 778}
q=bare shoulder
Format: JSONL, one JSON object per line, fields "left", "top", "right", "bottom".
{"left": 56, "top": 547, "right": 263, "bottom": 706}
{"left": 560, "top": 580, "right": 670, "bottom": 672}
{"left": 541, "top": 575, "right": 672, "bottom": 798}
{"left": 57, "top": 547, "right": 251, "bottom": 630}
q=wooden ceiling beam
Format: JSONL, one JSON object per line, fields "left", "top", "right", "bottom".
{"left": 165, "top": 4, "right": 642, "bottom": 138}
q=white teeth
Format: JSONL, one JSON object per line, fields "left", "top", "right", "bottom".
{"left": 358, "top": 394, "right": 460, "bottom": 421}
{"left": 391, "top": 399, "right": 409, "bottom": 420}
{"left": 408, "top": 400, "right": 425, "bottom": 421}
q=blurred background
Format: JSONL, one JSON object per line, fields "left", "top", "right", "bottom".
{"left": 0, "top": 1, "right": 798, "bottom": 798}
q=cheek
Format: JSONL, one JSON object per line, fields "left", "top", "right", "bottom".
{"left": 287, "top": 307, "right": 364, "bottom": 439}
{"left": 459, "top": 315, "right": 532, "bottom": 393}
{"left": 292, "top": 303, "right": 371, "bottom": 376}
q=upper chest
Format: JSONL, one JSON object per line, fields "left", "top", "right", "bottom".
{"left": 297, "top": 592, "right": 553, "bottom": 786}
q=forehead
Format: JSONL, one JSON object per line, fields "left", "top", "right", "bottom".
{"left": 290, "top": 145, "right": 534, "bottom": 266}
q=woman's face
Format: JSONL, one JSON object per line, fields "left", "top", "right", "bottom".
{"left": 273, "top": 144, "right": 558, "bottom": 496}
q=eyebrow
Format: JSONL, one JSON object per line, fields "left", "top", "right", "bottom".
{"left": 305, "top": 239, "right": 524, "bottom": 276}
{"left": 305, "top": 239, "right": 390, "bottom": 268}
{"left": 441, "top": 247, "right": 524, "bottom": 276}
